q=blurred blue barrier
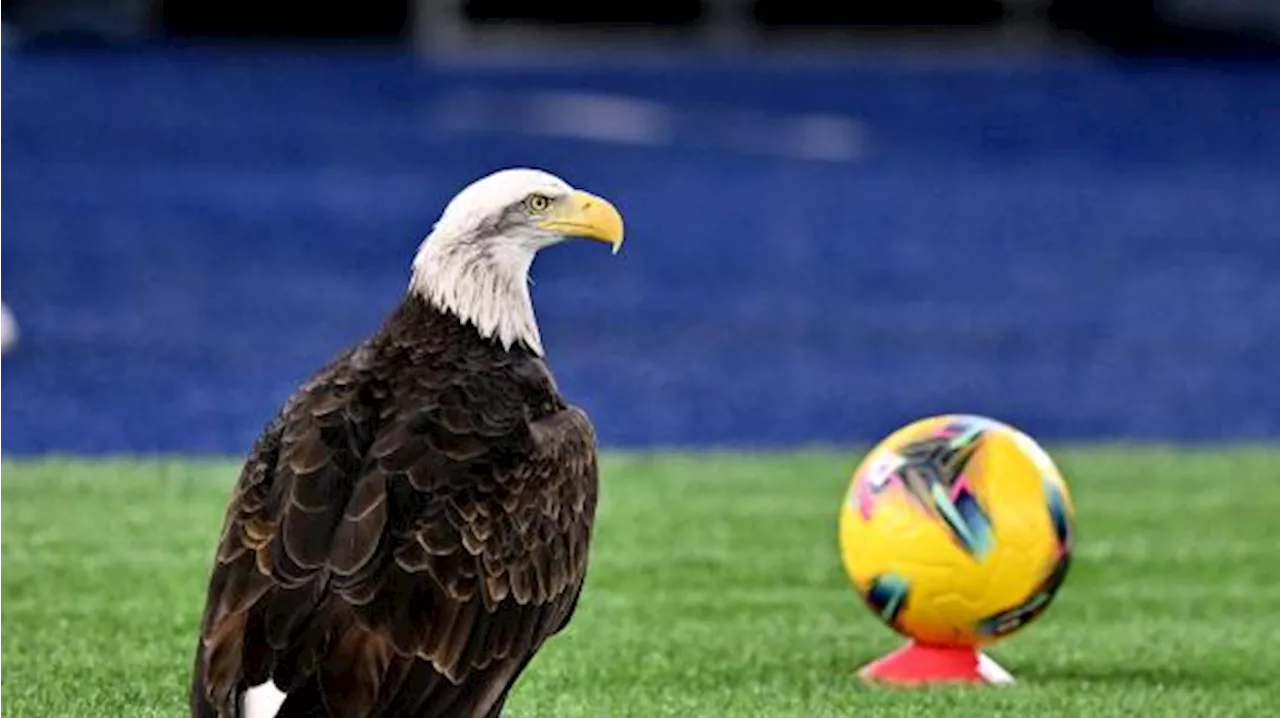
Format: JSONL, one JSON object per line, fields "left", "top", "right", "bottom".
{"left": 2, "top": 50, "right": 1278, "bottom": 454}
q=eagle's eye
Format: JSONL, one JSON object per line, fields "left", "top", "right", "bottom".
{"left": 523, "top": 194, "right": 552, "bottom": 214}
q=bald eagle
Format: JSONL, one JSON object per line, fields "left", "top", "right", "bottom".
{"left": 190, "top": 168, "right": 625, "bottom": 718}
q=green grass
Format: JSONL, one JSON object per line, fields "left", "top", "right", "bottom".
{"left": 3, "top": 448, "right": 1278, "bottom": 717}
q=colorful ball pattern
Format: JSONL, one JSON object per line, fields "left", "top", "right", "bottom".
{"left": 838, "top": 414, "right": 1075, "bottom": 647}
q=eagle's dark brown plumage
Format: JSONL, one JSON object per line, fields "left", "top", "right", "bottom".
{"left": 189, "top": 168, "right": 623, "bottom": 718}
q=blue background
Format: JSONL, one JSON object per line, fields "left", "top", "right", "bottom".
{"left": 3, "top": 51, "right": 1278, "bottom": 455}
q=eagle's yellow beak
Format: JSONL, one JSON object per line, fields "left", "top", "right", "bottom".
{"left": 539, "top": 190, "right": 625, "bottom": 255}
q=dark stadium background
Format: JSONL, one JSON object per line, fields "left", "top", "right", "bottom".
{"left": 2, "top": 0, "right": 1278, "bottom": 454}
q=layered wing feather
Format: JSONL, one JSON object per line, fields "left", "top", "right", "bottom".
{"left": 192, "top": 326, "right": 598, "bottom": 718}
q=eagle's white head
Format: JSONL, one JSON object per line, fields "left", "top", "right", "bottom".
{"left": 409, "top": 168, "right": 625, "bottom": 356}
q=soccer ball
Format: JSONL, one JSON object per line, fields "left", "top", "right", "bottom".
{"left": 838, "top": 414, "right": 1075, "bottom": 648}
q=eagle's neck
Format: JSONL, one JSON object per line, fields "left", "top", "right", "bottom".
{"left": 408, "top": 235, "right": 544, "bottom": 356}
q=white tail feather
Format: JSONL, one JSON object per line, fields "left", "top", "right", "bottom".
{"left": 242, "top": 681, "right": 288, "bottom": 718}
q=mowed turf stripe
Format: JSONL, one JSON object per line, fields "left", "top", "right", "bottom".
{"left": 2, "top": 448, "right": 1277, "bottom": 717}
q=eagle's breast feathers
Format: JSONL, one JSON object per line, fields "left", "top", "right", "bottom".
{"left": 195, "top": 298, "right": 598, "bottom": 716}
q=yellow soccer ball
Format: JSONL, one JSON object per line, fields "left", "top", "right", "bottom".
{"left": 838, "top": 414, "right": 1075, "bottom": 648}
